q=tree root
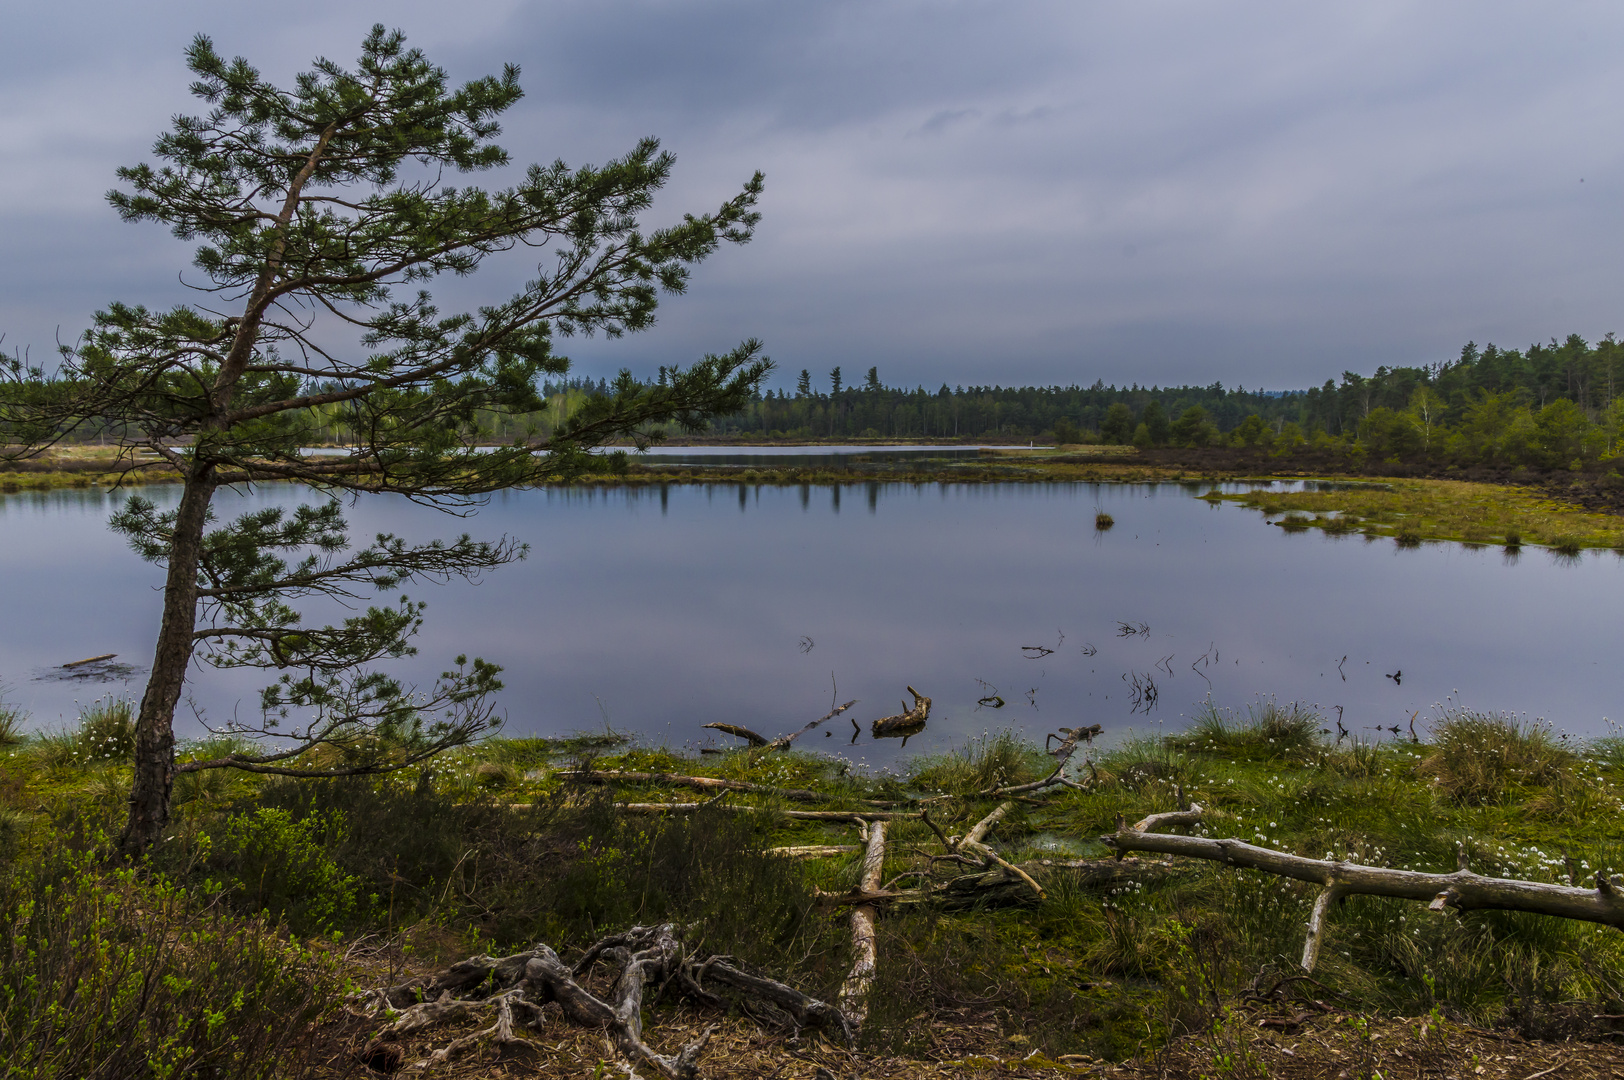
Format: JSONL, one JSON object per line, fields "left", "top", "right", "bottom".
{"left": 359, "top": 924, "right": 851, "bottom": 1076}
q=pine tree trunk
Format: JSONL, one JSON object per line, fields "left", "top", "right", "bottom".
{"left": 119, "top": 465, "right": 216, "bottom": 858}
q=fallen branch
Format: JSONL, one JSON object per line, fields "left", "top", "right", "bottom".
{"left": 1102, "top": 814, "right": 1624, "bottom": 972}
{"left": 871, "top": 686, "right": 930, "bottom": 738}
{"left": 839, "top": 820, "right": 888, "bottom": 1029}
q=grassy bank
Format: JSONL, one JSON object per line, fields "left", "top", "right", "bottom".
{"left": 1206, "top": 476, "right": 1624, "bottom": 553}
{"left": 4, "top": 696, "right": 1624, "bottom": 1075}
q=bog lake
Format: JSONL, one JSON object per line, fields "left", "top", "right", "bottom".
{"left": 3, "top": 446, "right": 1621, "bottom": 768}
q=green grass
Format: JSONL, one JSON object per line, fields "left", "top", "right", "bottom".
{"left": 3, "top": 695, "right": 1623, "bottom": 1064}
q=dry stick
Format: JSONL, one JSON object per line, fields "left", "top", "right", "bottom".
{"left": 561, "top": 769, "right": 842, "bottom": 804}
{"left": 1103, "top": 816, "right": 1624, "bottom": 972}
{"left": 839, "top": 820, "right": 888, "bottom": 1029}
{"left": 764, "top": 699, "right": 859, "bottom": 751}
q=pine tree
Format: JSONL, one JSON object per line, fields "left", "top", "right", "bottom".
{"left": 1, "top": 27, "right": 770, "bottom": 857}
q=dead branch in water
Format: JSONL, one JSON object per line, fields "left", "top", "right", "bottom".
{"left": 871, "top": 686, "right": 930, "bottom": 738}
{"left": 1103, "top": 810, "right": 1624, "bottom": 973}
{"left": 764, "top": 699, "right": 858, "bottom": 751}
{"left": 702, "top": 722, "right": 768, "bottom": 747}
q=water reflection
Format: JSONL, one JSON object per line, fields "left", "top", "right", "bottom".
{"left": 2, "top": 480, "right": 1621, "bottom": 766}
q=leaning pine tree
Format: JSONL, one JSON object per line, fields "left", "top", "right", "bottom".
{"left": 0, "top": 27, "right": 771, "bottom": 857}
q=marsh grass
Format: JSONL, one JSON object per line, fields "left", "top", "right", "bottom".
{"left": 911, "top": 729, "right": 1047, "bottom": 795}
{"left": 1167, "top": 699, "right": 1323, "bottom": 760}
{"left": 1417, "top": 713, "right": 1578, "bottom": 806}
{"left": 1218, "top": 478, "right": 1624, "bottom": 551}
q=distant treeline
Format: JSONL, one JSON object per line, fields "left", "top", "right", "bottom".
{"left": 27, "top": 333, "right": 1624, "bottom": 473}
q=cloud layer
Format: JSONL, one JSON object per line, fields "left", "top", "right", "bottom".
{"left": 2, "top": 1, "right": 1619, "bottom": 390}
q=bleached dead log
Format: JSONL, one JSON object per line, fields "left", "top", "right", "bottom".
{"left": 610, "top": 802, "right": 917, "bottom": 822}
{"left": 767, "top": 844, "right": 862, "bottom": 858}
{"left": 561, "top": 769, "right": 838, "bottom": 804}
{"left": 1103, "top": 817, "right": 1624, "bottom": 972}
{"left": 871, "top": 686, "right": 930, "bottom": 738}
{"left": 838, "top": 820, "right": 888, "bottom": 1029}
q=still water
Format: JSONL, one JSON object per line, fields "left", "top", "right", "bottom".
{"left": 2, "top": 478, "right": 1620, "bottom": 765}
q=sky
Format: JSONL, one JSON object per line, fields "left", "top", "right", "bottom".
{"left": 1, "top": 1, "right": 1621, "bottom": 393}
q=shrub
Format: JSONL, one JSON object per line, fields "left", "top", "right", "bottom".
{"left": 1418, "top": 713, "right": 1577, "bottom": 805}
{"left": 0, "top": 839, "right": 336, "bottom": 1079}
{"left": 202, "top": 807, "right": 366, "bottom": 934}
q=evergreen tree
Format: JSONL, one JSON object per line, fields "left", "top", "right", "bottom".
{"left": 1, "top": 27, "right": 769, "bottom": 857}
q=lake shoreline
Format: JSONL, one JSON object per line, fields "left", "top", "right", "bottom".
{"left": 8, "top": 443, "right": 1624, "bottom": 553}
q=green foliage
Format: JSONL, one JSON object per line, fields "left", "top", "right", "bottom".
{"left": 200, "top": 807, "right": 365, "bottom": 933}
{"left": 0, "top": 837, "right": 337, "bottom": 1079}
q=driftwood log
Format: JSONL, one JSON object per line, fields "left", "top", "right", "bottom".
{"left": 870, "top": 687, "right": 930, "bottom": 738}
{"left": 701, "top": 722, "right": 767, "bottom": 746}
{"left": 355, "top": 924, "right": 851, "bottom": 1077}
{"left": 1103, "top": 808, "right": 1624, "bottom": 972}
{"left": 608, "top": 802, "right": 918, "bottom": 822}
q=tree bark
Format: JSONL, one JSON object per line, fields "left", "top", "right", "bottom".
{"left": 120, "top": 465, "right": 215, "bottom": 857}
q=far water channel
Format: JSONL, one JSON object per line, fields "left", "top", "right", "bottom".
{"left": 3, "top": 464, "right": 1621, "bottom": 768}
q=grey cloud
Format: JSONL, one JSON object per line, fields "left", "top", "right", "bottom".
{"left": 3, "top": 1, "right": 1623, "bottom": 392}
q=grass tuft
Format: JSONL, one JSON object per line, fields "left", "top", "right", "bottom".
{"left": 1417, "top": 712, "right": 1577, "bottom": 805}
{"left": 1168, "top": 699, "right": 1324, "bottom": 760}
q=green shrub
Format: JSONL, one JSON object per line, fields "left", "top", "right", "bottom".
{"left": 203, "top": 807, "right": 366, "bottom": 934}
{"left": 0, "top": 839, "right": 336, "bottom": 1079}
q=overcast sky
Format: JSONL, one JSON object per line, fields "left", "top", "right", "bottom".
{"left": 2, "top": 1, "right": 1620, "bottom": 392}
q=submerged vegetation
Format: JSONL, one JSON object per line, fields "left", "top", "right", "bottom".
{"left": 4, "top": 695, "right": 1624, "bottom": 1073}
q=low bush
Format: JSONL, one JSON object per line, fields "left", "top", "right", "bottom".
{"left": 0, "top": 838, "right": 337, "bottom": 1080}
